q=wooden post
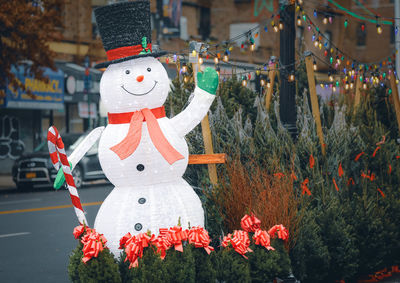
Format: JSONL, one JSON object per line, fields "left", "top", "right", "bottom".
{"left": 353, "top": 75, "right": 362, "bottom": 115}
{"left": 191, "top": 55, "right": 218, "bottom": 185}
{"left": 265, "top": 69, "right": 276, "bottom": 111}
{"left": 389, "top": 73, "right": 400, "bottom": 135}
{"left": 305, "top": 53, "right": 326, "bottom": 156}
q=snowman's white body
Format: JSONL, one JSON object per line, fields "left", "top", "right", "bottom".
{"left": 88, "top": 57, "right": 215, "bottom": 256}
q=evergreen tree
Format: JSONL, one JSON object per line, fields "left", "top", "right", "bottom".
{"left": 119, "top": 248, "right": 166, "bottom": 283}
{"left": 249, "top": 239, "right": 291, "bottom": 282}
{"left": 68, "top": 242, "right": 84, "bottom": 283}
{"left": 216, "top": 248, "right": 251, "bottom": 283}
{"left": 73, "top": 247, "right": 121, "bottom": 283}
{"left": 163, "top": 245, "right": 195, "bottom": 283}
{"left": 188, "top": 245, "right": 216, "bottom": 283}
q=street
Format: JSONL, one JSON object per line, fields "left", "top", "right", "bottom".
{"left": 0, "top": 184, "right": 113, "bottom": 283}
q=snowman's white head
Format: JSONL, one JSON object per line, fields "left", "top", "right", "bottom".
{"left": 100, "top": 57, "right": 169, "bottom": 113}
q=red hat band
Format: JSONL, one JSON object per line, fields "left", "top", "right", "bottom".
{"left": 106, "top": 43, "right": 152, "bottom": 61}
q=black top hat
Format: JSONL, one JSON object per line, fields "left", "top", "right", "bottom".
{"left": 94, "top": 1, "right": 166, "bottom": 69}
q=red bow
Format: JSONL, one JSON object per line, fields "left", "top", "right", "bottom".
{"left": 166, "top": 226, "right": 188, "bottom": 252}
{"left": 268, "top": 224, "right": 289, "bottom": 241}
{"left": 253, "top": 229, "right": 275, "bottom": 250}
{"left": 124, "top": 232, "right": 152, "bottom": 269}
{"left": 73, "top": 224, "right": 85, "bottom": 239}
{"left": 188, "top": 226, "right": 214, "bottom": 254}
{"left": 222, "top": 230, "right": 253, "bottom": 258}
{"left": 240, "top": 214, "right": 261, "bottom": 232}
{"left": 151, "top": 230, "right": 173, "bottom": 260}
{"left": 81, "top": 229, "right": 107, "bottom": 263}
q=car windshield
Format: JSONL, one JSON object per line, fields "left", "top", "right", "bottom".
{"left": 33, "top": 133, "right": 84, "bottom": 152}
{"left": 69, "top": 134, "right": 88, "bottom": 151}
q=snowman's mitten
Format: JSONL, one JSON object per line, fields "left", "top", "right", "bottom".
{"left": 197, "top": 67, "right": 219, "bottom": 95}
{"left": 53, "top": 161, "right": 72, "bottom": 190}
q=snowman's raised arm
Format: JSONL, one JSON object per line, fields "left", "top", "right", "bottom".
{"left": 53, "top": 127, "right": 105, "bottom": 189}
{"left": 171, "top": 68, "right": 218, "bottom": 137}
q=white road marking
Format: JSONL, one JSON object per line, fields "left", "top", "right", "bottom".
{"left": 0, "top": 232, "right": 31, "bottom": 238}
{"left": 0, "top": 198, "right": 42, "bottom": 205}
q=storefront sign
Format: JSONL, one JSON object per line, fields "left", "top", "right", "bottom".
{"left": 3, "top": 65, "right": 64, "bottom": 110}
{"left": 78, "top": 102, "right": 97, "bottom": 118}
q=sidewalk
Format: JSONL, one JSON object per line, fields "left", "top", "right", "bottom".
{"left": 0, "top": 174, "right": 16, "bottom": 191}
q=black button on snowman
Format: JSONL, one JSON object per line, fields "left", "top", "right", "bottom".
{"left": 88, "top": 1, "right": 219, "bottom": 256}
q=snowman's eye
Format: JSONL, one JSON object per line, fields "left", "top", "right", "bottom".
{"left": 125, "top": 70, "right": 130, "bottom": 74}
{"left": 147, "top": 68, "right": 151, "bottom": 72}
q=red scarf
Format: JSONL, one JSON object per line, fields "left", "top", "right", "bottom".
{"left": 108, "top": 106, "right": 184, "bottom": 165}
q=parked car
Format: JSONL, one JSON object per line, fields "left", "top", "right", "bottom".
{"left": 12, "top": 132, "right": 105, "bottom": 190}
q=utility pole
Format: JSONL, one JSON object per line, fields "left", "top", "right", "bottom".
{"left": 279, "top": 0, "right": 297, "bottom": 137}
{"left": 84, "top": 56, "right": 91, "bottom": 130}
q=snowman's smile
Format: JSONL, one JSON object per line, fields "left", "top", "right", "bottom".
{"left": 121, "top": 81, "right": 158, "bottom": 96}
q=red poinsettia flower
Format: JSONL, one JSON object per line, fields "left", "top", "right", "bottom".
{"left": 240, "top": 214, "right": 261, "bottom": 232}
{"left": 268, "top": 224, "right": 289, "bottom": 241}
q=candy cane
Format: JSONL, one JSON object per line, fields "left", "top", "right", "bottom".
{"left": 47, "top": 126, "right": 87, "bottom": 225}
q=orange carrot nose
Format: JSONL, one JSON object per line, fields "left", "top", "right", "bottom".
{"left": 136, "top": 75, "right": 144, "bottom": 82}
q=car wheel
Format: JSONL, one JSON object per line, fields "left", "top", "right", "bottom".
{"left": 72, "top": 166, "right": 83, "bottom": 190}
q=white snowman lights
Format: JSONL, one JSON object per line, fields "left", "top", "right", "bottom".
{"left": 61, "top": 1, "right": 218, "bottom": 255}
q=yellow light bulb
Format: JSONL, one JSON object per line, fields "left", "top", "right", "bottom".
{"left": 377, "top": 25, "right": 383, "bottom": 34}
{"left": 198, "top": 57, "right": 203, "bottom": 64}
{"left": 242, "top": 80, "right": 247, "bottom": 87}
{"left": 223, "top": 55, "right": 229, "bottom": 62}
{"left": 214, "top": 57, "right": 219, "bottom": 64}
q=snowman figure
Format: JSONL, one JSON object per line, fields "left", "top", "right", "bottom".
{"left": 56, "top": 1, "right": 218, "bottom": 256}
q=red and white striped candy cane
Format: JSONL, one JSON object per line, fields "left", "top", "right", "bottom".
{"left": 47, "top": 126, "right": 87, "bottom": 225}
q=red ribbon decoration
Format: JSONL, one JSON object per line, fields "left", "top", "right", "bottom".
{"left": 301, "top": 178, "right": 312, "bottom": 196}
{"left": 80, "top": 229, "right": 108, "bottom": 264}
{"left": 333, "top": 177, "right": 340, "bottom": 192}
{"left": 372, "top": 146, "right": 381, "bottom": 158}
{"left": 253, "top": 229, "right": 275, "bottom": 251}
{"left": 119, "top": 232, "right": 133, "bottom": 249}
{"left": 123, "top": 232, "right": 152, "bottom": 269}
{"left": 273, "top": 172, "right": 285, "bottom": 179}
{"left": 355, "top": 151, "right": 365, "bottom": 162}
{"left": 188, "top": 226, "right": 214, "bottom": 254}
{"left": 268, "top": 224, "right": 289, "bottom": 241}
{"left": 151, "top": 231, "right": 172, "bottom": 260}
{"left": 309, "top": 154, "right": 315, "bottom": 169}
{"left": 106, "top": 43, "right": 152, "bottom": 61}
{"left": 230, "top": 230, "right": 253, "bottom": 258}
{"left": 338, "top": 163, "right": 344, "bottom": 177}
{"left": 240, "top": 214, "right": 261, "bottom": 232}
{"left": 165, "top": 226, "right": 188, "bottom": 252}
{"left": 73, "top": 224, "right": 85, "bottom": 239}
{"left": 377, "top": 188, "right": 386, "bottom": 198}
{"left": 222, "top": 230, "right": 253, "bottom": 258}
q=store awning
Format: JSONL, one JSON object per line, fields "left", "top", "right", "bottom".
{"left": 56, "top": 61, "right": 101, "bottom": 104}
